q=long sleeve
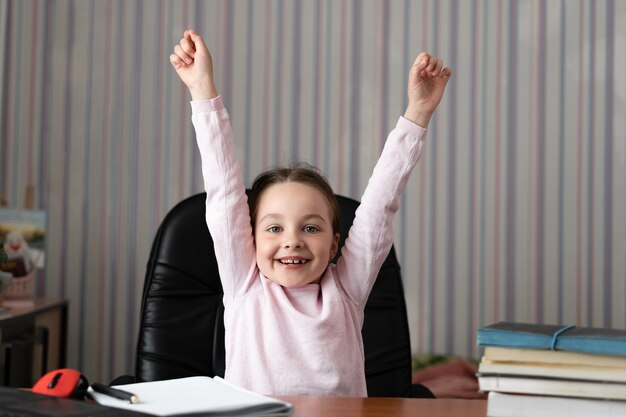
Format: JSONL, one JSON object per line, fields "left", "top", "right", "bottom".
{"left": 335, "top": 116, "right": 427, "bottom": 306}
{"left": 191, "top": 97, "right": 257, "bottom": 299}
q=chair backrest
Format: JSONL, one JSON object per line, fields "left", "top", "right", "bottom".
{"left": 135, "top": 192, "right": 413, "bottom": 397}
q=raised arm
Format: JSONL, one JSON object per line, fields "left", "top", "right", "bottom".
{"left": 336, "top": 52, "right": 451, "bottom": 305}
{"left": 170, "top": 30, "right": 256, "bottom": 299}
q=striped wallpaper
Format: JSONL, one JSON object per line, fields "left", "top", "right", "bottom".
{"left": 1, "top": 0, "right": 625, "bottom": 384}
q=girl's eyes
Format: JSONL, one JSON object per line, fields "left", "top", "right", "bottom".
{"left": 303, "top": 225, "right": 319, "bottom": 233}
{"left": 265, "top": 225, "right": 319, "bottom": 233}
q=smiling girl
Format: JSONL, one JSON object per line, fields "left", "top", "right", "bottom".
{"left": 170, "top": 29, "right": 451, "bottom": 397}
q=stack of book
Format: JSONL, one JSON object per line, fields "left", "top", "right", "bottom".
{"left": 476, "top": 321, "right": 626, "bottom": 417}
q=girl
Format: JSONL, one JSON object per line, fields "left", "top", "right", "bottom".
{"left": 170, "top": 29, "right": 451, "bottom": 397}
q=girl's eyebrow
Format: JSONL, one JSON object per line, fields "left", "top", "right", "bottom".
{"left": 258, "top": 213, "right": 328, "bottom": 224}
{"left": 258, "top": 213, "right": 282, "bottom": 223}
{"left": 302, "top": 214, "right": 327, "bottom": 224}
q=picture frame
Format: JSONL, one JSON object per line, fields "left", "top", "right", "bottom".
{"left": 0, "top": 208, "right": 46, "bottom": 304}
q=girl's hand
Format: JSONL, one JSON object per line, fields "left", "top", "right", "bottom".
{"left": 169, "top": 29, "right": 218, "bottom": 100}
{"left": 404, "top": 52, "right": 452, "bottom": 127}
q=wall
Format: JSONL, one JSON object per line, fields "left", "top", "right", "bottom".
{"left": 1, "top": 0, "right": 625, "bottom": 383}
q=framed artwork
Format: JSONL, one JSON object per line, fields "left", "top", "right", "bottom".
{"left": 0, "top": 208, "right": 46, "bottom": 302}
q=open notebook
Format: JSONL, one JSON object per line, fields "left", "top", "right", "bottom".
{"left": 87, "top": 376, "right": 293, "bottom": 417}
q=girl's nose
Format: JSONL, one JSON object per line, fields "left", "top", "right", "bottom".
{"left": 282, "top": 232, "right": 303, "bottom": 248}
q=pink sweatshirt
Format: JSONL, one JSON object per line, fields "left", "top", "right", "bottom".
{"left": 191, "top": 96, "right": 426, "bottom": 396}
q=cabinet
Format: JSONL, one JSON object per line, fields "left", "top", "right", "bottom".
{"left": 0, "top": 298, "right": 68, "bottom": 387}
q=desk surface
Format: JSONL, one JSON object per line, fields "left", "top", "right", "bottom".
{"left": 279, "top": 396, "right": 487, "bottom": 417}
{"left": 1, "top": 297, "right": 68, "bottom": 319}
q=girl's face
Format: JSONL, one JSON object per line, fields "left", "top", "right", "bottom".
{"left": 254, "top": 182, "right": 340, "bottom": 288}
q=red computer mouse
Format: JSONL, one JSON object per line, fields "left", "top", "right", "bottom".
{"left": 32, "top": 368, "right": 90, "bottom": 399}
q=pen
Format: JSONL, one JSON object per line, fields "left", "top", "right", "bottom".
{"left": 91, "top": 382, "right": 140, "bottom": 404}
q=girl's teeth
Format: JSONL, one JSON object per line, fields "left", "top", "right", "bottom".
{"left": 280, "top": 259, "right": 307, "bottom": 264}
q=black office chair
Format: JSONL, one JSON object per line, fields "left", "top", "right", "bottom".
{"left": 131, "top": 192, "right": 432, "bottom": 398}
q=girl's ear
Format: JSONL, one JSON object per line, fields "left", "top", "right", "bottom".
{"left": 330, "top": 233, "right": 340, "bottom": 260}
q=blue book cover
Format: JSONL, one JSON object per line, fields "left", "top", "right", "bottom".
{"left": 477, "top": 322, "right": 626, "bottom": 357}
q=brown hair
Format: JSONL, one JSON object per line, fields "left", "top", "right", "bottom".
{"left": 249, "top": 163, "right": 340, "bottom": 234}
